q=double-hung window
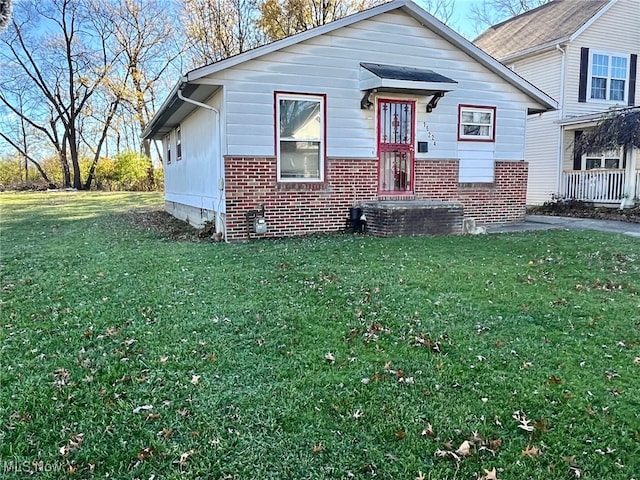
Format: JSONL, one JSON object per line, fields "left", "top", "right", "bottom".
{"left": 589, "top": 51, "right": 628, "bottom": 102}
{"left": 583, "top": 148, "right": 623, "bottom": 170}
{"left": 276, "top": 93, "right": 325, "bottom": 182}
{"left": 458, "top": 105, "right": 496, "bottom": 141}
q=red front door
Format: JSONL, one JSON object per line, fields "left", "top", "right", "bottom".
{"left": 378, "top": 99, "right": 415, "bottom": 194}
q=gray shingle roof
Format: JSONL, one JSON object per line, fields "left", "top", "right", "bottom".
{"left": 474, "top": 0, "right": 609, "bottom": 61}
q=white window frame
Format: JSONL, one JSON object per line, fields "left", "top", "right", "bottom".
{"left": 587, "top": 50, "right": 630, "bottom": 104}
{"left": 176, "top": 126, "right": 182, "bottom": 161}
{"left": 581, "top": 147, "right": 623, "bottom": 170}
{"left": 276, "top": 93, "right": 325, "bottom": 183}
{"left": 458, "top": 105, "right": 496, "bottom": 142}
{"left": 164, "top": 134, "right": 172, "bottom": 165}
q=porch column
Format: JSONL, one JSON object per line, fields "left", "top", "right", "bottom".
{"left": 621, "top": 147, "right": 638, "bottom": 209}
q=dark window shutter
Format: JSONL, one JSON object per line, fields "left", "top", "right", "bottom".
{"left": 628, "top": 54, "right": 637, "bottom": 106}
{"left": 573, "top": 130, "right": 583, "bottom": 170}
{"left": 578, "top": 47, "right": 589, "bottom": 103}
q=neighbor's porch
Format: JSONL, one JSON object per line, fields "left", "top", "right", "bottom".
{"left": 561, "top": 169, "right": 640, "bottom": 205}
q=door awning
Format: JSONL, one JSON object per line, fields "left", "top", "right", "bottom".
{"left": 360, "top": 62, "right": 458, "bottom": 98}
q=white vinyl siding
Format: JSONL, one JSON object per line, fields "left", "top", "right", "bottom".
{"left": 565, "top": 0, "right": 639, "bottom": 116}
{"left": 510, "top": 50, "right": 562, "bottom": 101}
{"left": 163, "top": 91, "right": 225, "bottom": 213}
{"left": 216, "top": 10, "right": 535, "bottom": 163}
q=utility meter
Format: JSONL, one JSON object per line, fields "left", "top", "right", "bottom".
{"left": 254, "top": 217, "right": 267, "bottom": 235}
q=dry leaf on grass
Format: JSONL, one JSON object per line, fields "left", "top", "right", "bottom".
{"left": 522, "top": 445, "right": 540, "bottom": 457}
{"left": 455, "top": 440, "right": 472, "bottom": 457}
{"left": 173, "top": 449, "right": 196, "bottom": 467}
{"left": 482, "top": 467, "right": 499, "bottom": 480}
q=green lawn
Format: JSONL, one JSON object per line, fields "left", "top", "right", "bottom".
{"left": 1, "top": 191, "right": 639, "bottom": 479}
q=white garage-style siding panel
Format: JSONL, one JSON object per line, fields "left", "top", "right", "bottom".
{"left": 164, "top": 91, "right": 225, "bottom": 212}
{"left": 206, "top": 10, "right": 535, "bottom": 163}
{"left": 525, "top": 113, "right": 560, "bottom": 205}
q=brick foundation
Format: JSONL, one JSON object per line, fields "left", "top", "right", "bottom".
{"left": 224, "top": 157, "right": 527, "bottom": 241}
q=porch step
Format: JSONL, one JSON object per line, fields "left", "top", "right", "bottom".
{"left": 361, "top": 200, "right": 463, "bottom": 237}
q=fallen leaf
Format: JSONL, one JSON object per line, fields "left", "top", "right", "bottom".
{"left": 312, "top": 443, "right": 324, "bottom": 454}
{"left": 352, "top": 409, "right": 364, "bottom": 419}
{"left": 569, "top": 466, "right": 582, "bottom": 478}
{"left": 190, "top": 375, "right": 201, "bottom": 385}
{"left": 173, "top": 449, "right": 195, "bottom": 467}
{"left": 533, "top": 418, "right": 549, "bottom": 432}
{"left": 455, "top": 440, "right": 472, "bottom": 457}
{"left": 324, "top": 352, "right": 335, "bottom": 363}
{"left": 482, "top": 467, "right": 499, "bottom": 480}
{"left": 137, "top": 447, "right": 155, "bottom": 461}
{"left": 421, "top": 423, "right": 435, "bottom": 437}
{"left": 489, "top": 438, "right": 502, "bottom": 451}
{"left": 133, "top": 405, "right": 154, "bottom": 414}
{"left": 518, "top": 419, "right": 534, "bottom": 432}
{"left": 522, "top": 445, "right": 540, "bottom": 457}
{"left": 395, "top": 430, "right": 406, "bottom": 440}
{"left": 548, "top": 375, "right": 563, "bottom": 385}
{"left": 415, "top": 471, "right": 426, "bottom": 480}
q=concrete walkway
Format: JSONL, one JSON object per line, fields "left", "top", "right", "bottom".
{"left": 488, "top": 215, "right": 640, "bottom": 238}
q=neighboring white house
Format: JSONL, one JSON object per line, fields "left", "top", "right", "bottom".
{"left": 475, "top": 0, "right": 639, "bottom": 207}
{"left": 143, "top": 0, "right": 556, "bottom": 241}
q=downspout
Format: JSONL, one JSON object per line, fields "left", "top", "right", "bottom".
{"left": 555, "top": 44, "right": 566, "bottom": 197}
{"left": 177, "top": 85, "right": 227, "bottom": 242}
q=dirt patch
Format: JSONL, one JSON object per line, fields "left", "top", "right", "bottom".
{"left": 125, "top": 206, "right": 216, "bottom": 241}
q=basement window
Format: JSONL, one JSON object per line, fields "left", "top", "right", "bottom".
{"left": 276, "top": 93, "right": 325, "bottom": 182}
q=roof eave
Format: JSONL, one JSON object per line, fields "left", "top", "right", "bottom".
{"left": 499, "top": 38, "right": 571, "bottom": 64}
{"left": 398, "top": 1, "right": 557, "bottom": 112}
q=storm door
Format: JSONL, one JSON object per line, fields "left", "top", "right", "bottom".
{"left": 378, "top": 100, "right": 415, "bottom": 194}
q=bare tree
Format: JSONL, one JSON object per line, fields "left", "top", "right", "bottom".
{"left": 419, "top": 0, "right": 456, "bottom": 25}
{"left": 0, "top": 0, "right": 126, "bottom": 189}
{"left": 98, "top": 0, "right": 183, "bottom": 158}
{"left": 257, "top": 0, "right": 384, "bottom": 42}
{"left": 469, "top": 0, "right": 550, "bottom": 37}
{"left": 182, "top": 0, "right": 262, "bottom": 66}
{"left": 0, "top": 0, "right": 11, "bottom": 32}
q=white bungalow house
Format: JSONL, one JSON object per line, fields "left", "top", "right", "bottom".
{"left": 143, "top": 0, "right": 556, "bottom": 241}
{"left": 475, "top": 0, "right": 639, "bottom": 208}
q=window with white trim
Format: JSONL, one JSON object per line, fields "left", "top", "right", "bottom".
{"left": 588, "top": 51, "right": 629, "bottom": 102}
{"left": 458, "top": 105, "right": 495, "bottom": 141}
{"left": 165, "top": 135, "right": 171, "bottom": 165}
{"left": 176, "top": 126, "right": 182, "bottom": 160}
{"left": 276, "top": 93, "right": 324, "bottom": 182}
{"left": 582, "top": 148, "right": 623, "bottom": 170}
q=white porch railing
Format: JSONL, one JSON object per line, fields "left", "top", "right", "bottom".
{"left": 561, "top": 169, "right": 626, "bottom": 204}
